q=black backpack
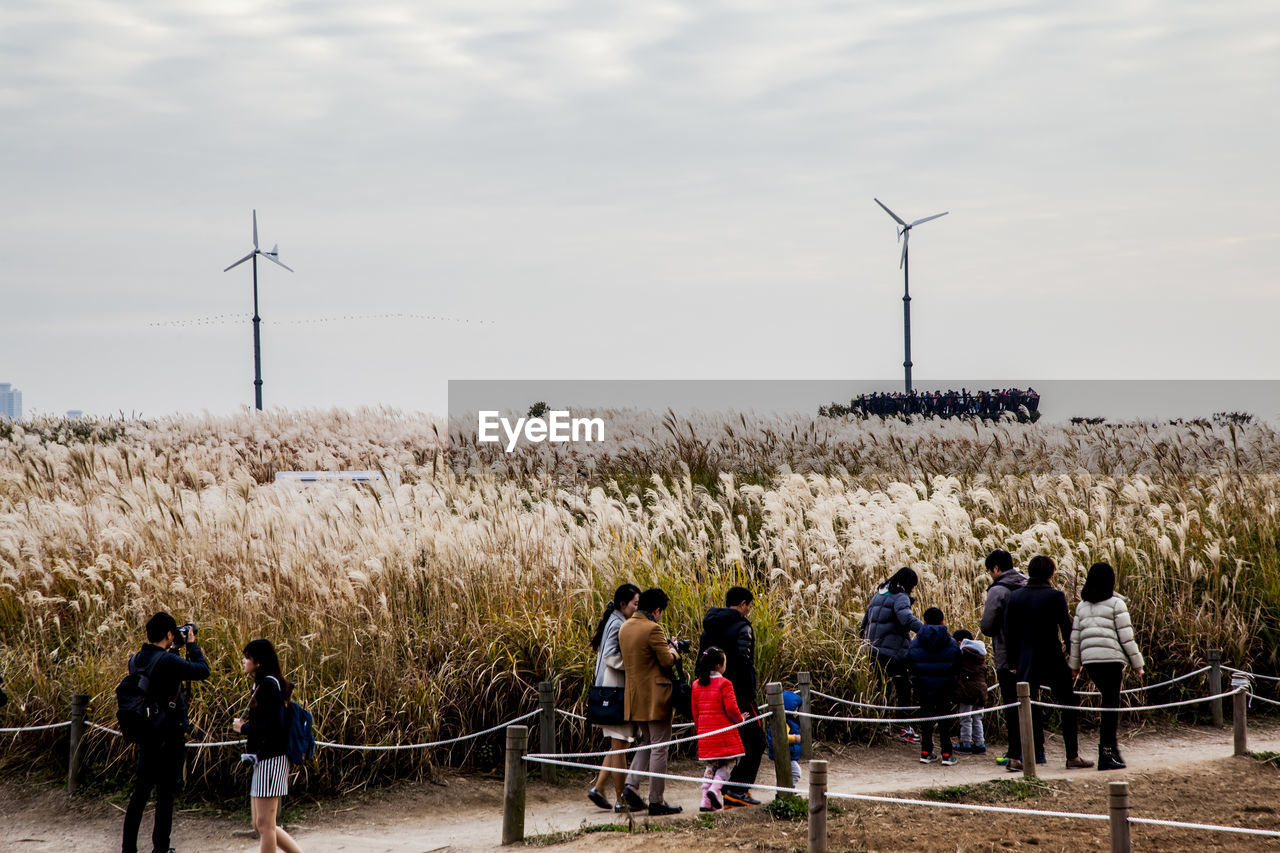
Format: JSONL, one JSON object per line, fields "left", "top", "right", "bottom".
{"left": 266, "top": 676, "right": 316, "bottom": 766}
{"left": 116, "top": 652, "right": 175, "bottom": 744}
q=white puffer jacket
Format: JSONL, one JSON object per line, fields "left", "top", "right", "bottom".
{"left": 1068, "top": 594, "right": 1144, "bottom": 670}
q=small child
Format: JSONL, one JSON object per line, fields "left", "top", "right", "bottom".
{"left": 765, "top": 689, "right": 803, "bottom": 786}
{"left": 951, "top": 629, "right": 989, "bottom": 755}
{"left": 691, "top": 646, "right": 745, "bottom": 812}
{"left": 907, "top": 607, "right": 960, "bottom": 765}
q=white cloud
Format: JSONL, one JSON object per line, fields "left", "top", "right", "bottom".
{"left": 0, "top": 0, "right": 1277, "bottom": 415}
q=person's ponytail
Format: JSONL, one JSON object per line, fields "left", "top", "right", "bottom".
{"left": 590, "top": 583, "right": 641, "bottom": 651}
{"left": 695, "top": 647, "right": 726, "bottom": 687}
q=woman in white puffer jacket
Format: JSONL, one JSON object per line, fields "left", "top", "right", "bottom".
{"left": 1069, "top": 562, "right": 1145, "bottom": 770}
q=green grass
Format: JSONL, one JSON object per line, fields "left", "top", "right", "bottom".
{"left": 1249, "top": 750, "right": 1280, "bottom": 768}
{"left": 764, "top": 793, "right": 809, "bottom": 820}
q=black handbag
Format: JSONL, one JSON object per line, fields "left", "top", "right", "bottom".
{"left": 586, "top": 685, "right": 625, "bottom": 725}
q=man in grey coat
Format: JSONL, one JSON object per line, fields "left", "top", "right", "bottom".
{"left": 979, "top": 549, "right": 1027, "bottom": 768}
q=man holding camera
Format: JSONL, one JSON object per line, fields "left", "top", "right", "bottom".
{"left": 619, "top": 587, "right": 683, "bottom": 816}
{"left": 122, "top": 612, "right": 210, "bottom": 853}
{"left": 699, "top": 586, "right": 762, "bottom": 807}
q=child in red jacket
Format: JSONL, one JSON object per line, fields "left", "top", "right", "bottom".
{"left": 692, "top": 646, "right": 746, "bottom": 812}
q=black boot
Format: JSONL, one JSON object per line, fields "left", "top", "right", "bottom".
{"left": 1097, "top": 746, "right": 1125, "bottom": 771}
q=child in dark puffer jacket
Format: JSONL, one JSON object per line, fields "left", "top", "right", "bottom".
{"left": 907, "top": 607, "right": 961, "bottom": 765}
{"left": 952, "top": 629, "right": 989, "bottom": 754}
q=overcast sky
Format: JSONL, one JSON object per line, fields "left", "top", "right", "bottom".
{"left": 2, "top": 0, "right": 1277, "bottom": 417}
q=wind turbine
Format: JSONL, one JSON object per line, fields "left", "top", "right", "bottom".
{"left": 224, "top": 210, "right": 293, "bottom": 411}
{"left": 873, "top": 198, "right": 947, "bottom": 394}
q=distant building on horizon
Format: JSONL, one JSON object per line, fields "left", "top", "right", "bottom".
{"left": 66, "top": 410, "right": 84, "bottom": 419}
{"left": 0, "top": 383, "right": 21, "bottom": 420}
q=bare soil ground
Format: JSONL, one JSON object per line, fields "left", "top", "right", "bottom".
{"left": 5, "top": 722, "right": 1279, "bottom": 852}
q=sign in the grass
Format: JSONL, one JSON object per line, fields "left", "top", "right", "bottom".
{"left": 275, "top": 470, "right": 401, "bottom": 491}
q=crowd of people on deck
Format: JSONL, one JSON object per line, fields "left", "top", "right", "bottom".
{"left": 583, "top": 549, "right": 1143, "bottom": 816}
{"left": 820, "top": 388, "right": 1041, "bottom": 420}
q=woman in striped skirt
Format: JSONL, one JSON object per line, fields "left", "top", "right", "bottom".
{"left": 233, "top": 639, "right": 304, "bottom": 853}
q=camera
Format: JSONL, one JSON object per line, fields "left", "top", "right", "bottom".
{"left": 173, "top": 622, "right": 197, "bottom": 647}
{"left": 673, "top": 639, "right": 691, "bottom": 654}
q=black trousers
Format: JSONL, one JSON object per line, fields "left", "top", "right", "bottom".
{"left": 122, "top": 738, "right": 185, "bottom": 853}
{"left": 1027, "top": 665, "right": 1080, "bottom": 759}
{"left": 725, "top": 715, "right": 765, "bottom": 796}
{"left": 873, "top": 654, "right": 913, "bottom": 720}
{"left": 919, "top": 697, "right": 954, "bottom": 756}
{"left": 997, "top": 667, "right": 1021, "bottom": 757}
{"left": 1086, "top": 662, "right": 1124, "bottom": 751}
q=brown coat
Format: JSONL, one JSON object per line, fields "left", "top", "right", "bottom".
{"left": 619, "top": 612, "right": 676, "bottom": 722}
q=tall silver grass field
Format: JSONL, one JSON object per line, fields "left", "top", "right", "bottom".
{"left": 1, "top": 410, "right": 1277, "bottom": 793}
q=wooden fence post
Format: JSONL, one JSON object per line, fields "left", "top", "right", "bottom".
{"left": 1233, "top": 685, "right": 1248, "bottom": 756}
{"left": 67, "top": 693, "right": 88, "bottom": 795}
{"left": 808, "top": 759, "right": 828, "bottom": 853}
{"left": 1207, "top": 649, "right": 1223, "bottom": 728}
{"left": 502, "top": 725, "right": 528, "bottom": 845}
{"left": 766, "top": 682, "right": 793, "bottom": 793}
{"left": 797, "top": 672, "right": 813, "bottom": 760}
{"left": 537, "top": 681, "right": 557, "bottom": 783}
{"left": 1017, "top": 682, "right": 1036, "bottom": 779}
{"left": 1109, "top": 780, "right": 1132, "bottom": 853}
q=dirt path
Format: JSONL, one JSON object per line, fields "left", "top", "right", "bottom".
{"left": 6, "top": 722, "right": 1279, "bottom": 852}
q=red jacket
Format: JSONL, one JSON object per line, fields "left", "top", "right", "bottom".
{"left": 691, "top": 674, "right": 745, "bottom": 760}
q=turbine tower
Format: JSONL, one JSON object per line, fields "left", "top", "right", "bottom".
{"left": 223, "top": 210, "right": 293, "bottom": 411}
{"left": 873, "top": 198, "right": 947, "bottom": 394}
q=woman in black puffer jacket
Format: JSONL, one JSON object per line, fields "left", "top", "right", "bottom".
{"left": 860, "top": 567, "right": 924, "bottom": 741}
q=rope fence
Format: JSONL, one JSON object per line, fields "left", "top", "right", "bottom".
{"left": 1226, "top": 665, "right": 1280, "bottom": 683}
{"left": 795, "top": 701, "right": 1019, "bottom": 725}
{"left": 313, "top": 709, "right": 540, "bottom": 752}
{"left": 1031, "top": 688, "right": 1244, "bottom": 715}
{"left": 503, "top": 669, "right": 1280, "bottom": 853}
{"left": 0, "top": 720, "right": 72, "bottom": 733}
{"left": 6, "top": 651, "right": 1280, "bottom": 852}
{"left": 527, "top": 712, "right": 769, "bottom": 760}
{"left": 811, "top": 690, "right": 921, "bottom": 711}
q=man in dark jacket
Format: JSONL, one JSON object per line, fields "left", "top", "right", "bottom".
{"left": 979, "top": 549, "right": 1026, "bottom": 766}
{"left": 1004, "top": 556, "right": 1093, "bottom": 770}
{"left": 907, "top": 607, "right": 960, "bottom": 764}
{"left": 122, "top": 611, "right": 211, "bottom": 853}
{"left": 699, "top": 586, "right": 763, "bottom": 808}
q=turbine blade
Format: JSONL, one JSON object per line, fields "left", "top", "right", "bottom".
{"left": 259, "top": 251, "right": 294, "bottom": 272}
{"left": 223, "top": 252, "right": 254, "bottom": 272}
{"left": 874, "top": 198, "right": 907, "bottom": 227}
{"left": 899, "top": 230, "right": 910, "bottom": 269}
{"left": 909, "top": 211, "right": 949, "bottom": 227}
{"left": 252, "top": 210, "right": 259, "bottom": 250}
